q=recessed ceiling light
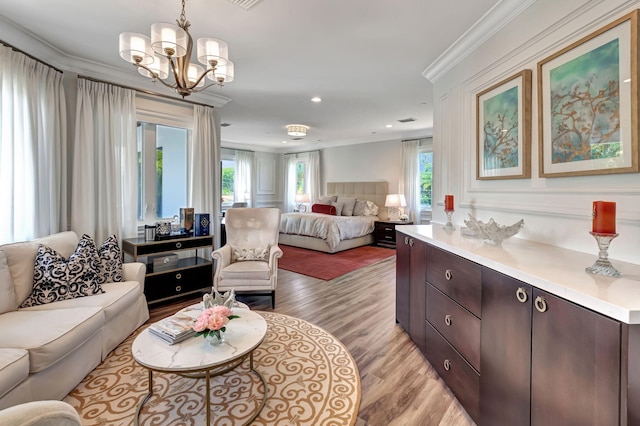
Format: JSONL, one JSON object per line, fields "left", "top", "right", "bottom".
{"left": 386, "top": 124, "right": 393, "bottom": 128}
{"left": 311, "top": 97, "right": 322, "bottom": 103}
{"left": 281, "top": 141, "right": 288, "bottom": 144}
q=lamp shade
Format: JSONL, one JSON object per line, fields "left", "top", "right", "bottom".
{"left": 138, "top": 54, "right": 169, "bottom": 79}
{"left": 211, "top": 60, "right": 235, "bottom": 83}
{"left": 119, "top": 33, "right": 154, "bottom": 65}
{"left": 187, "top": 63, "right": 205, "bottom": 87}
{"left": 385, "top": 194, "right": 406, "bottom": 207}
{"left": 197, "top": 37, "right": 229, "bottom": 66}
{"left": 151, "top": 23, "right": 188, "bottom": 57}
{"left": 295, "top": 193, "right": 311, "bottom": 203}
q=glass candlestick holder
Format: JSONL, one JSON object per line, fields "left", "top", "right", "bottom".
{"left": 444, "top": 210, "right": 455, "bottom": 230}
{"left": 585, "top": 232, "right": 621, "bottom": 277}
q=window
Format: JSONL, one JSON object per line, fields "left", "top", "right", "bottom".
{"left": 137, "top": 122, "right": 190, "bottom": 222}
{"left": 419, "top": 151, "right": 433, "bottom": 208}
{"left": 296, "top": 161, "right": 308, "bottom": 194}
{"left": 221, "top": 158, "right": 236, "bottom": 209}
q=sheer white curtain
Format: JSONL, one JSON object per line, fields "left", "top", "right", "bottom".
{"left": 283, "top": 154, "right": 298, "bottom": 212}
{"left": 307, "top": 151, "right": 321, "bottom": 203}
{"left": 0, "top": 46, "right": 67, "bottom": 244}
{"left": 190, "top": 105, "right": 221, "bottom": 248}
{"left": 71, "top": 79, "right": 137, "bottom": 244}
{"left": 235, "top": 150, "right": 254, "bottom": 206}
{"left": 399, "top": 140, "right": 420, "bottom": 223}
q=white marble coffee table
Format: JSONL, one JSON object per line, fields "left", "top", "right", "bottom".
{"left": 132, "top": 306, "right": 268, "bottom": 425}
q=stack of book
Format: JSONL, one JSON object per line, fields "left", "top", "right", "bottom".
{"left": 148, "top": 311, "right": 196, "bottom": 345}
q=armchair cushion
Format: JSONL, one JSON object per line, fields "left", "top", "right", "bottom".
{"left": 231, "top": 246, "right": 269, "bottom": 263}
{"left": 220, "top": 261, "right": 272, "bottom": 281}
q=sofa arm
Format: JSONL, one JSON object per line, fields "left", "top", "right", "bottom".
{"left": 122, "top": 262, "right": 146, "bottom": 290}
{"left": 0, "top": 400, "right": 81, "bottom": 426}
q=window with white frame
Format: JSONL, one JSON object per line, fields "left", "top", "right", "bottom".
{"left": 137, "top": 121, "right": 190, "bottom": 223}
{"left": 220, "top": 157, "right": 236, "bottom": 209}
{"left": 419, "top": 150, "right": 433, "bottom": 208}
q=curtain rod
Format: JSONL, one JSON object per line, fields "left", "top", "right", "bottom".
{"left": 1, "top": 40, "right": 63, "bottom": 73}
{"left": 284, "top": 149, "right": 320, "bottom": 155}
{"left": 78, "top": 75, "right": 215, "bottom": 109}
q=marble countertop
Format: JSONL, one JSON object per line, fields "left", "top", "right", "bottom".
{"left": 396, "top": 224, "right": 640, "bottom": 324}
{"left": 133, "top": 307, "right": 267, "bottom": 371}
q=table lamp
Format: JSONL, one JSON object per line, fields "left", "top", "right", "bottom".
{"left": 295, "top": 193, "right": 310, "bottom": 212}
{"left": 385, "top": 194, "right": 406, "bottom": 221}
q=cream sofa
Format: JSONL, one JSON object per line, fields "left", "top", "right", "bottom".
{"left": 0, "top": 231, "right": 149, "bottom": 409}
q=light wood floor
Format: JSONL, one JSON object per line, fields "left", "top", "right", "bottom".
{"left": 148, "top": 254, "right": 475, "bottom": 426}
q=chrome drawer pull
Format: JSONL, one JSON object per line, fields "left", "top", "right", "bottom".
{"left": 534, "top": 296, "right": 547, "bottom": 313}
{"left": 404, "top": 236, "right": 409, "bottom": 245}
{"left": 175, "top": 273, "right": 182, "bottom": 280}
{"left": 444, "top": 359, "right": 451, "bottom": 371}
{"left": 444, "top": 314, "right": 452, "bottom": 326}
{"left": 516, "top": 287, "right": 528, "bottom": 303}
{"left": 384, "top": 227, "right": 393, "bottom": 231}
{"left": 175, "top": 285, "right": 182, "bottom": 292}
{"left": 408, "top": 238, "right": 414, "bottom": 247}
{"left": 445, "top": 269, "right": 452, "bottom": 280}
{"left": 176, "top": 242, "right": 182, "bottom": 249}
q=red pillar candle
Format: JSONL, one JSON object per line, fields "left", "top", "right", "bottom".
{"left": 444, "top": 195, "right": 454, "bottom": 211}
{"left": 592, "top": 201, "right": 616, "bottom": 234}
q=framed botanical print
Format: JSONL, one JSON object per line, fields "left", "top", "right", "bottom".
{"left": 476, "top": 69, "right": 532, "bottom": 180}
{"left": 538, "top": 10, "right": 639, "bottom": 177}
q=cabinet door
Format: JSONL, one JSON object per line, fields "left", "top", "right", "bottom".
{"left": 395, "top": 232, "right": 410, "bottom": 331}
{"left": 531, "top": 288, "right": 620, "bottom": 426}
{"left": 408, "top": 238, "right": 427, "bottom": 354}
{"left": 480, "top": 268, "right": 532, "bottom": 426}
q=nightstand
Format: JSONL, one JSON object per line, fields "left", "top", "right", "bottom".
{"left": 374, "top": 220, "right": 413, "bottom": 248}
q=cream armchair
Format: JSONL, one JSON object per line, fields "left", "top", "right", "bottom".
{"left": 212, "top": 208, "right": 283, "bottom": 308}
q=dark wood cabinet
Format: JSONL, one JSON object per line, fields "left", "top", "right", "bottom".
{"left": 122, "top": 235, "right": 213, "bottom": 305}
{"left": 395, "top": 231, "right": 427, "bottom": 354}
{"left": 530, "top": 288, "right": 620, "bottom": 426}
{"left": 481, "top": 267, "right": 621, "bottom": 426}
{"left": 374, "top": 220, "right": 412, "bottom": 248}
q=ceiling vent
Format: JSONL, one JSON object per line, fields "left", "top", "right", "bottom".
{"left": 221, "top": 122, "right": 231, "bottom": 127}
{"left": 227, "top": 0, "right": 264, "bottom": 10}
{"left": 397, "top": 117, "right": 417, "bottom": 123}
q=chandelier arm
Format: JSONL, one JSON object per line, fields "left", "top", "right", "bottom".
{"left": 167, "top": 56, "right": 187, "bottom": 90}
{"left": 187, "top": 81, "right": 226, "bottom": 94}
{"left": 186, "top": 67, "right": 216, "bottom": 89}
{"left": 132, "top": 64, "right": 176, "bottom": 89}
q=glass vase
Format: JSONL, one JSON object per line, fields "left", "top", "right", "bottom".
{"left": 206, "top": 331, "right": 225, "bottom": 346}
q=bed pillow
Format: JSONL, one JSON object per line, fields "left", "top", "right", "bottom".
{"left": 311, "top": 204, "right": 337, "bottom": 215}
{"left": 330, "top": 201, "right": 344, "bottom": 216}
{"left": 363, "top": 200, "right": 379, "bottom": 216}
{"left": 317, "top": 195, "right": 338, "bottom": 205}
{"left": 337, "top": 196, "right": 357, "bottom": 216}
{"left": 353, "top": 200, "right": 367, "bottom": 216}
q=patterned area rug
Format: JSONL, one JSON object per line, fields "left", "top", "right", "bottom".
{"left": 278, "top": 245, "right": 395, "bottom": 280}
{"left": 64, "top": 312, "right": 361, "bottom": 425}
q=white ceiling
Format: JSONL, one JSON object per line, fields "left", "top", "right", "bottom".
{"left": 0, "top": 0, "right": 499, "bottom": 152}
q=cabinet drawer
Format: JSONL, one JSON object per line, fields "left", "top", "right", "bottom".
{"left": 135, "top": 236, "right": 213, "bottom": 256}
{"left": 427, "top": 284, "right": 480, "bottom": 372}
{"left": 426, "top": 322, "right": 480, "bottom": 423}
{"left": 426, "top": 245, "right": 481, "bottom": 317}
{"left": 145, "top": 264, "right": 212, "bottom": 302}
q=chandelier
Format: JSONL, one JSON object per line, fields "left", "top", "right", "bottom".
{"left": 118, "top": 0, "right": 234, "bottom": 98}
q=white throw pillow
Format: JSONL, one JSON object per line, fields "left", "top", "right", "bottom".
{"left": 317, "top": 195, "right": 338, "bottom": 205}
{"left": 231, "top": 246, "right": 269, "bottom": 263}
{"left": 337, "top": 196, "right": 357, "bottom": 216}
{"left": 331, "top": 201, "right": 344, "bottom": 216}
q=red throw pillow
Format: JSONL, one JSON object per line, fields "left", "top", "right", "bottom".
{"left": 311, "top": 203, "right": 337, "bottom": 215}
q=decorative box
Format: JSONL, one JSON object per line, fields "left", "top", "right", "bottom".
{"left": 180, "top": 207, "right": 195, "bottom": 232}
{"left": 147, "top": 253, "right": 179, "bottom": 273}
{"left": 194, "top": 213, "right": 210, "bottom": 236}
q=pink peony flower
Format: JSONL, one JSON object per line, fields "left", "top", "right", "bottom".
{"left": 211, "top": 305, "right": 233, "bottom": 317}
{"left": 207, "top": 313, "right": 226, "bottom": 331}
{"left": 192, "top": 315, "right": 208, "bottom": 332}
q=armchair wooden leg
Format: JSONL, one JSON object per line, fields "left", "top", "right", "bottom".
{"left": 271, "top": 290, "right": 275, "bottom": 309}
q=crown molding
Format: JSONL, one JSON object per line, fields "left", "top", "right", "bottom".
{"left": 0, "top": 15, "right": 231, "bottom": 108}
{"left": 422, "top": 0, "right": 536, "bottom": 83}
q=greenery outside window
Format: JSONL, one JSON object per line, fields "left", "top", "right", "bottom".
{"left": 419, "top": 151, "right": 433, "bottom": 208}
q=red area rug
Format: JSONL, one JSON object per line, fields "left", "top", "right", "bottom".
{"left": 278, "top": 244, "right": 395, "bottom": 280}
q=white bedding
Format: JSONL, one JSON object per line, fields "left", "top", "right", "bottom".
{"left": 279, "top": 212, "right": 378, "bottom": 250}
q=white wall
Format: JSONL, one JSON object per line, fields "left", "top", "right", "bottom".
{"left": 321, "top": 140, "right": 403, "bottom": 194}
{"left": 429, "top": 0, "right": 640, "bottom": 264}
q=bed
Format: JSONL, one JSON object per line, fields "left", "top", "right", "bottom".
{"left": 279, "top": 181, "right": 388, "bottom": 253}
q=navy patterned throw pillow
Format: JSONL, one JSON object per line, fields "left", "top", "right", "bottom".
{"left": 97, "top": 234, "right": 123, "bottom": 284}
{"left": 20, "top": 236, "right": 104, "bottom": 308}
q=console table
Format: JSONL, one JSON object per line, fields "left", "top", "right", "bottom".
{"left": 122, "top": 235, "right": 213, "bottom": 304}
{"left": 396, "top": 224, "right": 640, "bottom": 425}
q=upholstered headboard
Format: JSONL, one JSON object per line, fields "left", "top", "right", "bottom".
{"left": 325, "top": 181, "right": 389, "bottom": 220}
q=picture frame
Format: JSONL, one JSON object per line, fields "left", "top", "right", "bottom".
{"left": 538, "top": 10, "right": 639, "bottom": 178}
{"left": 476, "top": 69, "right": 532, "bottom": 180}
